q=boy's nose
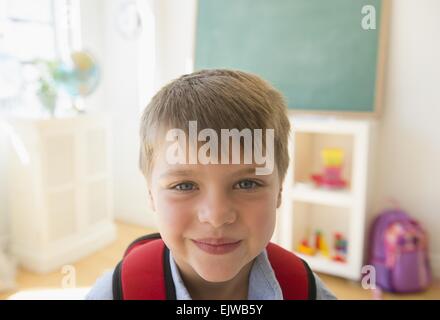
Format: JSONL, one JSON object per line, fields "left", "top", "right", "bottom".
{"left": 197, "top": 190, "right": 237, "bottom": 228}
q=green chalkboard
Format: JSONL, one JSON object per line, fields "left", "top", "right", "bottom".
{"left": 195, "top": 0, "right": 387, "bottom": 114}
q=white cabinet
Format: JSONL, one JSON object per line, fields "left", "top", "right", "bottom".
{"left": 7, "top": 114, "right": 116, "bottom": 273}
{"left": 274, "top": 116, "right": 375, "bottom": 280}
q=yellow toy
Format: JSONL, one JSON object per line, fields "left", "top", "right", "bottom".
{"left": 318, "top": 234, "right": 330, "bottom": 258}
{"left": 322, "top": 148, "right": 344, "bottom": 167}
{"left": 297, "top": 239, "right": 316, "bottom": 256}
{"left": 315, "top": 230, "right": 331, "bottom": 258}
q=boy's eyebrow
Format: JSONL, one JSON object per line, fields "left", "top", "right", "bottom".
{"left": 160, "top": 166, "right": 261, "bottom": 179}
{"left": 233, "top": 167, "right": 259, "bottom": 176}
{"left": 160, "top": 169, "right": 196, "bottom": 179}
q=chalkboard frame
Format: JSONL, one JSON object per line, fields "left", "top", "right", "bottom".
{"left": 193, "top": 0, "right": 390, "bottom": 118}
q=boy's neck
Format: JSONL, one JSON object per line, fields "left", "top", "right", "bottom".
{"left": 176, "top": 259, "right": 255, "bottom": 300}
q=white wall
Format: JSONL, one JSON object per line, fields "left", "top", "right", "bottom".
{"left": 373, "top": 0, "right": 440, "bottom": 276}
{"left": 80, "top": 0, "right": 153, "bottom": 227}
{"left": 78, "top": 0, "right": 196, "bottom": 227}
{"left": 154, "top": 0, "right": 197, "bottom": 86}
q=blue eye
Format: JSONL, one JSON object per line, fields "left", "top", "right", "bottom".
{"left": 236, "top": 180, "right": 259, "bottom": 190}
{"left": 173, "top": 182, "right": 195, "bottom": 191}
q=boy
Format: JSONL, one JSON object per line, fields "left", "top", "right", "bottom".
{"left": 87, "top": 69, "right": 336, "bottom": 300}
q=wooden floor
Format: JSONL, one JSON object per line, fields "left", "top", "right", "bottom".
{"left": 1, "top": 221, "right": 439, "bottom": 300}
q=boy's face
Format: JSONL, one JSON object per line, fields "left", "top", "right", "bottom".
{"left": 148, "top": 143, "right": 282, "bottom": 283}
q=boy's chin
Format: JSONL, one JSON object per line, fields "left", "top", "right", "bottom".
{"left": 193, "top": 263, "right": 243, "bottom": 283}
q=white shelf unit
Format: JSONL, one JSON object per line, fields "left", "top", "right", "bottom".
{"left": 274, "top": 116, "right": 374, "bottom": 280}
{"left": 7, "top": 114, "right": 116, "bottom": 273}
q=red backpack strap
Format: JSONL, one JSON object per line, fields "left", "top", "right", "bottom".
{"left": 112, "top": 233, "right": 176, "bottom": 300}
{"left": 266, "top": 242, "right": 316, "bottom": 300}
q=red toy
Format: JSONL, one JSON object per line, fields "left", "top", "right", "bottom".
{"left": 311, "top": 148, "right": 347, "bottom": 189}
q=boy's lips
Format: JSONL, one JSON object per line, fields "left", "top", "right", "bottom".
{"left": 193, "top": 238, "right": 241, "bottom": 245}
{"left": 191, "top": 238, "right": 242, "bottom": 255}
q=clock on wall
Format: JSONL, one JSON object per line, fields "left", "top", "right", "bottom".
{"left": 115, "top": 1, "right": 143, "bottom": 40}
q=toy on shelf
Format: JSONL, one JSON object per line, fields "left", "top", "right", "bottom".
{"left": 315, "top": 230, "right": 330, "bottom": 258}
{"left": 332, "top": 232, "right": 348, "bottom": 263}
{"left": 297, "top": 238, "right": 316, "bottom": 256}
{"left": 297, "top": 230, "right": 338, "bottom": 260}
{"left": 311, "top": 148, "right": 347, "bottom": 189}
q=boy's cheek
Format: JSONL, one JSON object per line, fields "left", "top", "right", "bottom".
{"left": 154, "top": 194, "right": 194, "bottom": 227}
{"left": 248, "top": 205, "right": 277, "bottom": 230}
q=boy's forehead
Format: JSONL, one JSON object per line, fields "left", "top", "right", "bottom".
{"left": 156, "top": 162, "right": 275, "bottom": 181}
{"left": 155, "top": 138, "right": 266, "bottom": 164}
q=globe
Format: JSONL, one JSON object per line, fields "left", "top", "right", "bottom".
{"left": 54, "top": 51, "right": 100, "bottom": 98}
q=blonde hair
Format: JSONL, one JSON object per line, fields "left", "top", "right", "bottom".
{"left": 139, "top": 69, "right": 291, "bottom": 184}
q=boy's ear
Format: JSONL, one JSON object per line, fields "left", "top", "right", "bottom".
{"left": 276, "top": 187, "right": 283, "bottom": 209}
{"left": 148, "top": 190, "right": 156, "bottom": 212}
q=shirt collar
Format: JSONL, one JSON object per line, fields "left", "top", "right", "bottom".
{"left": 168, "top": 249, "right": 283, "bottom": 300}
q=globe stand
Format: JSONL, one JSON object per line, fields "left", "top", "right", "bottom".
{"left": 72, "top": 97, "right": 86, "bottom": 114}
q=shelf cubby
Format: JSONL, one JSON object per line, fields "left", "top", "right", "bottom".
{"left": 274, "top": 116, "right": 374, "bottom": 280}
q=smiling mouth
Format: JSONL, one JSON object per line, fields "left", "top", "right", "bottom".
{"left": 191, "top": 239, "right": 242, "bottom": 255}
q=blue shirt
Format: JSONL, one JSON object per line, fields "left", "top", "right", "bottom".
{"left": 86, "top": 249, "right": 337, "bottom": 300}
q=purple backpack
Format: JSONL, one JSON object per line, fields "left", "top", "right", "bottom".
{"left": 369, "top": 208, "right": 432, "bottom": 292}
